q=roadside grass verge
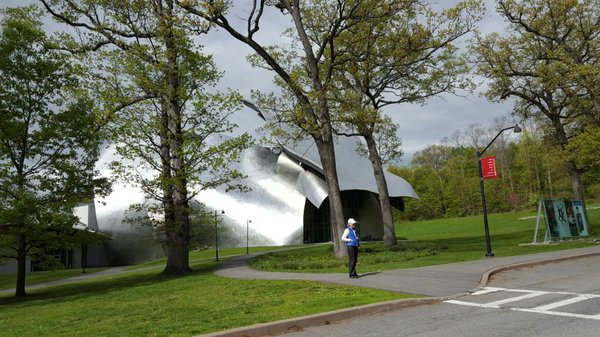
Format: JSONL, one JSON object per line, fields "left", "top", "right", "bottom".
{"left": 251, "top": 205, "right": 600, "bottom": 273}
{"left": 0, "top": 260, "right": 413, "bottom": 337}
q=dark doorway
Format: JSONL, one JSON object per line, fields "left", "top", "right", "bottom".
{"left": 303, "top": 190, "right": 366, "bottom": 243}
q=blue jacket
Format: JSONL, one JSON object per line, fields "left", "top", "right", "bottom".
{"left": 345, "top": 226, "right": 359, "bottom": 247}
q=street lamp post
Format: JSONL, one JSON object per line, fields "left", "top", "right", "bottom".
{"left": 214, "top": 210, "right": 225, "bottom": 261}
{"left": 477, "top": 124, "right": 521, "bottom": 257}
{"left": 246, "top": 219, "right": 251, "bottom": 255}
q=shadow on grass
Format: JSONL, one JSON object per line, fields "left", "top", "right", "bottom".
{"left": 0, "top": 262, "right": 217, "bottom": 306}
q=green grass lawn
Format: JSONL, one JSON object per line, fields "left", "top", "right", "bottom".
{"left": 0, "top": 260, "right": 412, "bottom": 337}
{"left": 0, "top": 246, "right": 305, "bottom": 291}
{"left": 250, "top": 205, "right": 600, "bottom": 273}
{"left": 394, "top": 206, "right": 599, "bottom": 265}
{"left": 0, "top": 205, "right": 597, "bottom": 336}
{"left": 0, "top": 268, "right": 106, "bottom": 291}
{"left": 125, "top": 245, "right": 306, "bottom": 271}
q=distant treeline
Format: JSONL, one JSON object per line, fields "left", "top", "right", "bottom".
{"left": 390, "top": 120, "right": 600, "bottom": 221}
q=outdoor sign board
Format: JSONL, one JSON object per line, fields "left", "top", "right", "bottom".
{"left": 481, "top": 156, "right": 498, "bottom": 179}
{"left": 541, "top": 198, "right": 589, "bottom": 240}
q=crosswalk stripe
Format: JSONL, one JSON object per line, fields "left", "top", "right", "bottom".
{"left": 485, "top": 291, "right": 549, "bottom": 307}
{"left": 532, "top": 296, "right": 591, "bottom": 311}
{"left": 445, "top": 287, "right": 600, "bottom": 321}
{"left": 445, "top": 300, "right": 496, "bottom": 308}
{"left": 512, "top": 308, "right": 600, "bottom": 321}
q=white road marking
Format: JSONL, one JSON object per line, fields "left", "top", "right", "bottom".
{"left": 485, "top": 291, "right": 549, "bottom": 307}
{"left": 470, "top": 287, "right": 504, "bottom": 296}
{"left": 532, "top": 295, "right": 593, "bottom": 311}
{"left": 445, "top": 287, "right": 600, "bottom": 320}
{"left": 512, "top": 307, "right": 600, "bottom": 320}
{"left": 445, "top": 300, "right": 495, "bottom": 308}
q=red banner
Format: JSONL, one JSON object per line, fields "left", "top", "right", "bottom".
{"left": 481, "top": 156, "right": 498, "bottom": 179}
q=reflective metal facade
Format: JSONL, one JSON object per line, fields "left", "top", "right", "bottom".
{"left": 91, "top": 136, "right": 418, "bottom": 265}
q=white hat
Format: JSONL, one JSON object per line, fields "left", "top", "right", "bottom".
{"left": 347, "top": 218, "right": 357, "bottom": 224}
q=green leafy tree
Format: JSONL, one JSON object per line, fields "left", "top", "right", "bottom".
{"left": 392, "top": 117, "right": 597, "bottom": 221}
{"left": 445, "top": 147, "right": 480, "bottom": 216}
{"left": 321, "top": 0, "right": 482, "bottom": 245}
{"left": 411, "top": 145, "right": 453, "bottom": 217}
{"left": 0, "top": 7, "right": 105, "bottom": 297}
{"left": 514, "top": 129, "right": 545, "bottom": 204}
{"left": 565, "top": 126, "right": 600, "bottom": 173}
{"left": 182, "top": 0, "right": 398, "bottom": 258}
{"left": 472, "top": 0, "right": 600, "bottom": 203}
{"left": 41, "top": 0, "right": 252, "bottom": 274}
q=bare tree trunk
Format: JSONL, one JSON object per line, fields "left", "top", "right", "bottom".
{"left": 159, "top": 98, "right": 180, "bottom": 274}
{"left": 164, "top": 103, "right": 191, "bottom": 273}
{"left": 163, "top": 196, "right": 191, "bottom": 274}
{"left": 163, "top": 102, "right": 192, "bottom": 273}
{"left": 289, "top": 2, "right": 347, "bottom": 258}
{"left": 15, "top": 234, "right": 27, "bottom": 298}
{"left": 551, "top": 112, "right": 585, "bottom": 203}
{"left": 364, "top": 134, "right": 396, "bottom": 245}
{"left": 567, "top": 160, "right": 585, "bottom": 201}
{"left": 315, "top": 135, "right": 346, "bottom": 258}
{"left": 162, "top": 0, "right": 191, "bottom": 274}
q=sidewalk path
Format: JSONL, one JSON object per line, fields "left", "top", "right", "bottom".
{"left": 201, "top": 245, "right": 600, "bottom": 337}
{"left": 215, "top": 245, "right": 600, "bottom": 297}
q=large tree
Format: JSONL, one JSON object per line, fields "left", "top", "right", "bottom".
{"left": 472, "top": 0, "right": 600, "bottom": 202}
{"left": 41, "top": 0, "right": 252, "bottom": 274}
{"left": 0, "top": 6, "right": 105, "bottom": 297}
{"left": 328, "top": 0, "right": 483, "bottom": 245}
{"left": 181, "top": 0, "right": 405, "bottom": 257}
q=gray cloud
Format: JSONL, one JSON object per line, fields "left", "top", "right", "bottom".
{"left": 2, "top": 0, "right": 514, "bottom": 165}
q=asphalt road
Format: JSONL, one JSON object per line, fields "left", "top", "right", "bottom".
{"left": 285, "top": 255, "right": 600, "bottom": 337}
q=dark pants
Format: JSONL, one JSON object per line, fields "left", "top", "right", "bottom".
{"left": 347, "top": 245, "right": 358, "bottom": 276}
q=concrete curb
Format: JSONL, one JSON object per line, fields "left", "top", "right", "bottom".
{"left": 476, "top": 251, "right": 600, "bottom": 290}
{"left": 194, "top": 250, "right": 600, "bottom": 337}
{"left": 194, "top": 297, "right": 446, "bottom": 337}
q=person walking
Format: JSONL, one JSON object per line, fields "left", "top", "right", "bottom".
{"left": 341, "top": 218, "right": 360, "bottom": 278}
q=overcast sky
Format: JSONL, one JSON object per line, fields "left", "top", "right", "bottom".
{"left": 2, "top": 0, "right": 517, "bottom": 164}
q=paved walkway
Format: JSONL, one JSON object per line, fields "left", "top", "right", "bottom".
{"left": 215, "top": 245, "right": 600, "bottom": 297}
{"left": 201, "top": 245, "right": 600, "bottom": 337}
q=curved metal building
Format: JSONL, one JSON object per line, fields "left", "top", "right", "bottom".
{"left": 90, "top": 135, "right": 418, "bottom": 265}
{"left": 274, "top": 136, "right": 419, "bottom": 243}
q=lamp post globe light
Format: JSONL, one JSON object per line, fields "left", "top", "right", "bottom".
{"left": 214, "top": 210, "right": 225, "bottom": 261}
{"left": 477, "top": 124, "right": 521, "bottom": 257}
